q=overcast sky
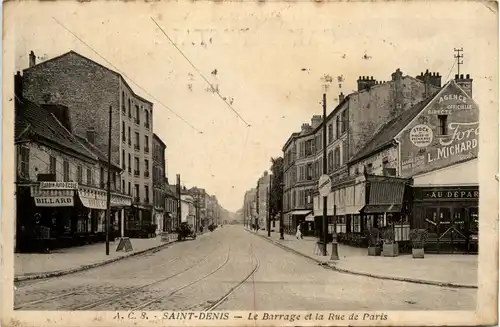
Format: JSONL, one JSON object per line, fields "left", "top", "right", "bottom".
{"left": 6, "top": 1, "right": 497, "bottom": 212}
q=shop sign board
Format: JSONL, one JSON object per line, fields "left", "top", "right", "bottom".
{"left": 40, "top": 182, "right": 78, "bottom": 190}
{"left": 318, "top": 174, "right": 332, "bottom": 197}
{"left": 34, "top": 196, "right": 74, "bottom": 207}
{"left": 398, "top": 82, "right": 478, "bottom": 177}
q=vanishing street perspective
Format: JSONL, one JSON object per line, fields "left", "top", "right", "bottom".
{"left": 12, "top": 9, "right": 483, "bottom": 313}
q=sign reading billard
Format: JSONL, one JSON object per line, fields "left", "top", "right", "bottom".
{"left": 34, "top": 196, "right": 74, "bottom": 207}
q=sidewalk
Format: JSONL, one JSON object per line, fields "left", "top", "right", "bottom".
{"left": 249, "top": 229, "right": 477, "bottom": 288}
{"left": 15, "top": 235, "right": 178, "bottom": 281}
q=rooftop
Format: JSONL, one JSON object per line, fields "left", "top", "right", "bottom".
{"left": 15, "top": 97, "right": 97, "bottom": 162}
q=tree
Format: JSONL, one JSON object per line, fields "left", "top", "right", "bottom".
{"left": 269, "top": 156, "right": 284, "bottom": 219}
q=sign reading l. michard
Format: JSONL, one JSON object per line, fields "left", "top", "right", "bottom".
{"left": 398, "top": 81, "right": 479, "bottom": 177}
{"left": 318, "top": 174, "right": 332, "bottom": 197}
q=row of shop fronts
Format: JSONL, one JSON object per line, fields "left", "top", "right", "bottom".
{"left": 285, "top": 159, "right": 479, "bottom": 254}
{"left": 15, "top": 181, "right": 161, "bottom": 252}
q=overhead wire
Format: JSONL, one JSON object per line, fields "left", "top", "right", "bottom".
{"left": 51, "top": 16, "right": 203, "bottom": 134}
{"left": 150, "top": 17, "right": 251, "bottom": 128}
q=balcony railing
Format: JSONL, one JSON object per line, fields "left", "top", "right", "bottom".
{"left": 144, "top": 171, "right": 150, "bottom": 178}
{"left": 134, "top": 170, "right": 140, "bottom": 176}
{"left": 134, "top": 196, "right": 140, "bottom": 203}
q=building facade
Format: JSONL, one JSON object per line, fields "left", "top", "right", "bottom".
{"left": 243, "top": 188, "right": 258, "bottom": 228}
{"left": 181, "top": 192, "right": 196, "bottom": 228}
{"left": 15, "top": 81, "right": 131, "bottom": 252}
{"left": 256, "top": 171, "right": 271, "bottom": 230}
{"left": 322, "top": 76, "right": 478, "bottom": 253}
{"left": 152, "top": 134, "right": 167, "bottom": 233}
{"left": 281, "top": 68, "right": 441, "bottom": 236}
{"left": 21, "top": 50, "right": 155, "bottom": 236}
{"left": 165, "top": 184, "right": 178, "bottom": 233}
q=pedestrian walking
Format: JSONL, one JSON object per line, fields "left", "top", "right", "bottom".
{"left": 296, "top": 225, "right": 303, "bottom": 240}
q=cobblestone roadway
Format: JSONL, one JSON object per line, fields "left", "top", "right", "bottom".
{"left": 15, "top": 226, "right": 476, "bottom": 311}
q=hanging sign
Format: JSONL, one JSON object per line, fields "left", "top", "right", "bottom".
{"left": 318, "top": 174, "right": 332, "bottom": 197}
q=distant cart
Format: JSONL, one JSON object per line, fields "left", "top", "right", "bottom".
{"left": 177, "top": 222, "right": 197, "bottom": 241}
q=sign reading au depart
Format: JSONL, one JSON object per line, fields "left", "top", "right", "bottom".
{"left": 318, "top": 174, "right": 332, "bottom": 197}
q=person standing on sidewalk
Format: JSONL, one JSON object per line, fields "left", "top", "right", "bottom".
{"left": 296, "top": 224, "right": 303, "bottom": 240}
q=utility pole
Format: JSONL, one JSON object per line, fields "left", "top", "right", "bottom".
{"left": 321, "top": 93, "right": 328, "bottom": 256}
{"left": 105, "top": 105, "right": 112, "bottom": 256}
{"left": 454, "top": 48, "right": 464, "bottom": 76}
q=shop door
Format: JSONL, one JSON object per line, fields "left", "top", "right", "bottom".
{"left": 436, "top": 207, "right": 468, "bottom": 253}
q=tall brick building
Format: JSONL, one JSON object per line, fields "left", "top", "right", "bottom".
{"left": 21, "top": 50, "right": 155, "bottom": 232}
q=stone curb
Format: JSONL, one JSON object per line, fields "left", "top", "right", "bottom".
{"left": 247, "top": 229, "right": 477, "bottom": 290}
{"left": 14, "top": 239, "right": 178, "bottom": 282}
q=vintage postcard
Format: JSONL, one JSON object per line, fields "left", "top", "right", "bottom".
{"left": 1, "top": 0, "right": 498, "bottom": 326}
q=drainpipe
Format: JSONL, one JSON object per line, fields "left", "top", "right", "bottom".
{"left": 393, "top": 139, "right": 402, "bottom": 176}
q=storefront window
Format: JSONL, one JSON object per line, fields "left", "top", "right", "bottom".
{"left": 352, "top": 215, "right": 361, "bottom": 232}
{"left": 425, "top": 207, "right": 438, "bottom": 234}
{"left": 439, "top": 207, "right": 451, "bottom": 235}
{"left": 469, "top": 207, "right": 479, "bottom": 234}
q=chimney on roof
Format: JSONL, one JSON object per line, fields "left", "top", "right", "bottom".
{"left": 391, "top": 68, "right": 403, "bottom": 81}
{"left": 455, "top": 73, "right": 473, "bottom": 97}
{"left": 357, "top": 76, "right": 377, "bottom": 91}
{"left": 14, "top": 71, "right": 23, "bottom": 104}
{"left": 311, "top": 115, "right": 322, "bottom": 129}
{"left": 86, "top": 128, "right": 96, "bottom": 144}
{"left": 41, "top": 104, "right": 73, "bottom": 133}
{"left": 338, "top": 92, "right": 345, "bottom": 103}
{"left": 416, "top": 69, "right": 442, "bottom": 88}
{"left": 29, "top": 51, "right": 36, "bottom": 68}
{"left": 301, "top": 123, "right": 311, "bottom": 133}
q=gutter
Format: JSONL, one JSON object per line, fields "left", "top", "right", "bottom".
{"left": 394, "top": 138, "right": 402, "bottom": 176}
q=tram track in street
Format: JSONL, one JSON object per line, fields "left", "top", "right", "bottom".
{"left": 14, "top": 237, "right": 222, "bottom": 310}
{"left": 129, "top": 246, "right": 232, "bottom": 311}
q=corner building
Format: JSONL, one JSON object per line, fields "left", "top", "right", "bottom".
{"left": 337, "top": 76, "right": 478, "bottom": 253}
{"left": 283, "top": 68, "right": 442, "bottom": 236}
{"left": 22, "top": 51, "right": 155, "bottom": 235}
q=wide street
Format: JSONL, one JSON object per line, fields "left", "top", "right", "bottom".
{"left": 14, "top": 226, "right": 476, "bottom": 311}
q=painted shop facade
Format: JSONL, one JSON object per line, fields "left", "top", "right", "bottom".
{"left": 15, "top": 93, "right": 132, "bottom": 252}
{"left": 312, "top": 77, "right": 478, "bottom": 253}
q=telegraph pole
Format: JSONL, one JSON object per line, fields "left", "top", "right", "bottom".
{"left": 321, "top": 93, "right": 328, "bottom": 256}
{"left": 105, "top": 105, "right": 112, "bottom": 256}
{"left": 454, "top": 48, "right": 464, "bottom": 76}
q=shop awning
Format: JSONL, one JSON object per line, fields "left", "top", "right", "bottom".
{"left": 289, "top": 210, "right": 312, "bottom": 216}
{"left": 361, "top": 180, "right": 406, "bottom": 214}
{"left": 305, "top": 212, "right": 314, "bottom": 221}
{"left": 362, "top": 204, "right": 403, "bottom": 214}
{"left": 78, "top": 187, "right": 132, "bottom": 210}
{"left": 344, "top": 205, "right": 365, "bottom": 215}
